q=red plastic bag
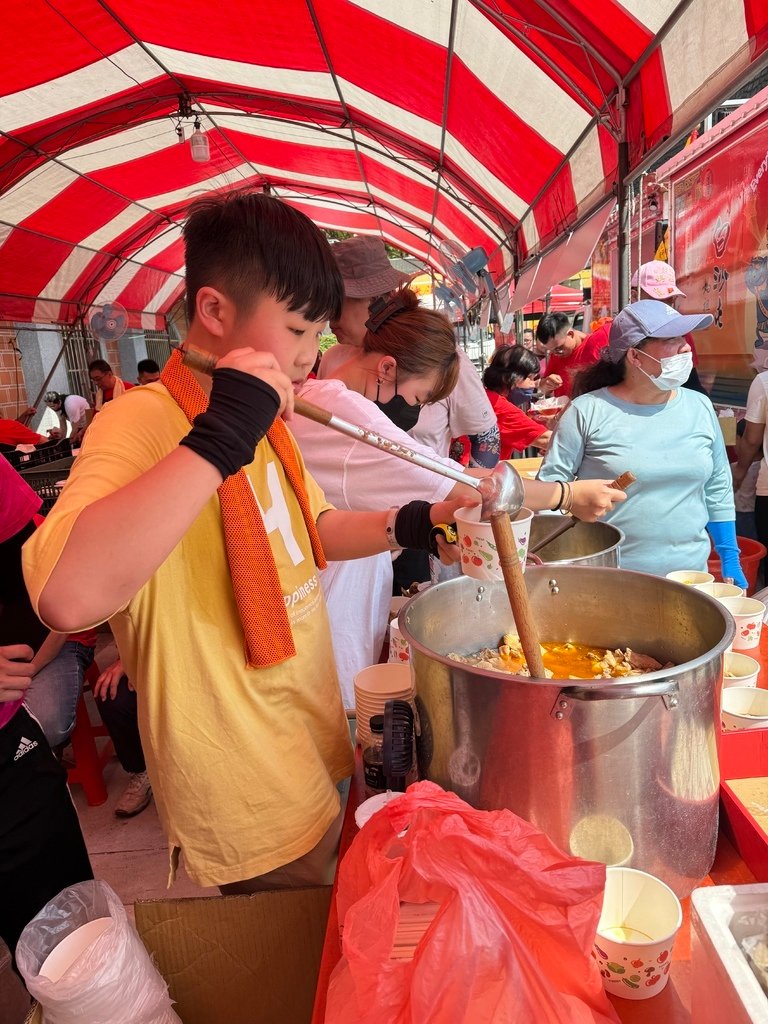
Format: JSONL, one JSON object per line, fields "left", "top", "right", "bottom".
{"left": 325, "top": 782, "right": 619, "bottom": 1024}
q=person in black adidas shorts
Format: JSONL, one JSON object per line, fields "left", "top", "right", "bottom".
{"left": 0, "top": 458, "right": 92, "bottom": 956}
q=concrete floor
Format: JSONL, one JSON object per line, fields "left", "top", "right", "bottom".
{"left": 73, "top": 755, "right": 218, "bottom": 915}
{"left": 73, "top": 638, "right": 218, "bottom": 914}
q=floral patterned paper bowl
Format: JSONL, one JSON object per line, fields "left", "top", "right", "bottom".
{"left": 592, "top": 867, "right": 682, "bottom": 1001}
{"left": 721, "top": 685, "right": 768, "bottom": 730}
{"left": 454, "top": 506, "right": 533, "bottom": 581}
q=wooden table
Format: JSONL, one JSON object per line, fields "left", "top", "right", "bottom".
{"left": 312, "top": 611, "right": 768, "bottom": 1023}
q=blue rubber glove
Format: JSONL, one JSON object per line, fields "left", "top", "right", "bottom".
{"left": 707, "top": 520, "right": 749, "bottom": 590}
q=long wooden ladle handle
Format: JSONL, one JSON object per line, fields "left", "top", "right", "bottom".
{"left": 492, "top": 471, "right": 637, "bottom": 678}
{"left": 490, "top": 510, "right": 546, "bottom": 678}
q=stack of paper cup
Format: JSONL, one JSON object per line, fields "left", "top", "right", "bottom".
{"left": 387, "top": 618, "right": 410, "bottom": 664}
{"left": 354, "top": 663, "right": 413, "bottom": 750}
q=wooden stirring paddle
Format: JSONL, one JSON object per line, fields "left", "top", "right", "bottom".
{"left": 491, "top": 471, "right": 637, "bottom": 679}
{"left": 528, "top": 471, "right": 637, "bottom": 556}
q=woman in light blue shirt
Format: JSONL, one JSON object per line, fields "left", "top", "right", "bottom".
{"left": 539, "top": 300, "right": 747, "bottom": 585}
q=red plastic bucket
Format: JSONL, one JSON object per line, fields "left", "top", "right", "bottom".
{"left": 708, "top": 536, "right": 766, "bottom": 595}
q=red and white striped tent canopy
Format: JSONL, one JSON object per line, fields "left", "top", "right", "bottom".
{"left": 2, "top": 0, "right": 767, "bottom": 330}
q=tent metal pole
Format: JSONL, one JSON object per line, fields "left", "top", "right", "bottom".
{"left": 616, "top": 83, "right": 631, "bottom": 312}
{"left": 19, "top": 316, "right": 85, "bottom": 424}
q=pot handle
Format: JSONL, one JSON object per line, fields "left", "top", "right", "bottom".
{"left": 551, "top": 678, "right": 679, "bottom": 719}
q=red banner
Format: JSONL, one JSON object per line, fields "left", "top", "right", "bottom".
{"left": 670, "top": 112, "right": 768, "bottom": 381}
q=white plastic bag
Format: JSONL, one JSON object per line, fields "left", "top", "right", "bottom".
{"left": 16, "top": 880, "right": 180, "bottom": 1024}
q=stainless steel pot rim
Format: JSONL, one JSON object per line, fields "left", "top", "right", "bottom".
{"left": 399, "top": 566, "right": 736, "bottom": 687}
{"left": 529, "top": 517, "right": 625, "bottom": 566}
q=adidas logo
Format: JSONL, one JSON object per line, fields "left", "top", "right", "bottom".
{"left": 13, "top": 735, "right": 38, "bottom": 761}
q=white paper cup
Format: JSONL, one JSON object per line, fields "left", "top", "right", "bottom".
{"left": 39, "top": 918, "right": 112, "bottom": 982}
{"left": 719, "top": 596, "right": 766, "bottom": 651}
{"left": 387, "top": 618, "right": 410, "bottom": 664}
{"left": 721, "top": 686, "right": 768, "bottom": 730}
{"left": 593, "top": 867, "right": 682, "bottom": 1000}
{"left": 694, "top": 581, "right": 744, "bottom": 599}
{"left": 665, "top": 570, "right": 715, "bottom": 585}
{"left": 455, "top": 506, "right": 533, "bottom": 581}
{"left": 723, "top": 652, "right": 760, "bottom": 689}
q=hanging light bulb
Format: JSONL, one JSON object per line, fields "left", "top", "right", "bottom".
{"left": 190, "top": 117, "right": 210, "bottom": 163}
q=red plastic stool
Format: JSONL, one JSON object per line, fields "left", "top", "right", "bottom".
{"left": 66, "top": 662, "right": 114, "bottom": 806}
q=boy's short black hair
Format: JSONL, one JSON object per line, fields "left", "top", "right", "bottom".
{"left": 137, "top": 358, "right": 160, "bottom": 374}
{"left": 183, "top": 190, "right": 343, "bottom": 325}
{"left": 88, "top": 359, "right": 112, "bottom": 374}
{"left": 536, "top": 312, "right": 571, "bottom": 344}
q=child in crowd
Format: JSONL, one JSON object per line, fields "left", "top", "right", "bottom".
{"left": 23, "top": 191, "right": 469, "bottom": 894}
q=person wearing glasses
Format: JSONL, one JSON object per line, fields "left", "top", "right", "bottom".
{"left": 88, "top": 359, "right": 135, "bottom": 410}
{"left": 536, "top": 311, "right": 612, "bottom": 399}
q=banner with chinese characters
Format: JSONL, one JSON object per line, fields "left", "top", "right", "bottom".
{"left": 669, "top": 113, "right": 768, "bottom": 387}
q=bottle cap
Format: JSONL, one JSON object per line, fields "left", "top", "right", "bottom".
{"left": 369, "top": 714, "right": 384, "bottom": 733}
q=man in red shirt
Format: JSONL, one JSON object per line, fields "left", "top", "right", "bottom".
{"left": 88, "top": 359, "right": 135, "bottom": 410}
{"left": 537, "top": 312, "right": 612, "bottom": 398}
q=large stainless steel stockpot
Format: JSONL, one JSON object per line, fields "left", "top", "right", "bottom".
{"left": 399, "top": 567, "right": 734, "bottom": 897}
{"left": 529, "top": 516, "right": 623, "bottom": 568}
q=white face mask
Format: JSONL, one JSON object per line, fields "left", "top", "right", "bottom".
{"left": 638, "top": 351, "right": 693, "bottom": 391}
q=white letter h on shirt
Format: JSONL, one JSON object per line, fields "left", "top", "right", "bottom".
{"left": 249, "top": 462, "right": 304, "bottom": 567}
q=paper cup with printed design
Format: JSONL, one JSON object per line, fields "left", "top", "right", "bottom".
{"left": 387, "top": 618, "right": 410, "bottom": 664}
{"left": 723, "top": 652, "right": 760, "bottom": 688}
{"left": 694, "top": 581, "right": 744, "bottom": 599}
{"left": 593, "top": 867, "right": 682, "bottom": 1000}
{"left": 455, "top": 506, "right": 533, "bottom": 581}
{"left": 721, "top": 686, "right": 768, "bottom": 730}
{"left": 719, "top": 596, "right": 766, "bottom": 651}
{"left": 665, "top": 570, "right": 714, "bottom": 586}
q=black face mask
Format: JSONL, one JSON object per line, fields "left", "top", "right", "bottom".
{"left": 374, "top": 379, "right": 422, "bottom": 432}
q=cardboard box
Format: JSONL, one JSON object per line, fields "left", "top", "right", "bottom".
{"left": 135, "top": 887, "right": 332, "bottom": 1024}
{"left": 24, "top": 887, "right": 332, "bottom": 1024}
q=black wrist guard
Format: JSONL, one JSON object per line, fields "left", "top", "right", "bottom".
{"left": 180, "top": 368, "right": 281, "bottom": 479}
{"left": 394, "top": 500, "right": 436, "bottom": 554}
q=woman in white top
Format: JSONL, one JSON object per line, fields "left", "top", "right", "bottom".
{"left": 293, "top": 288, "right": 625, "bottom": 707}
